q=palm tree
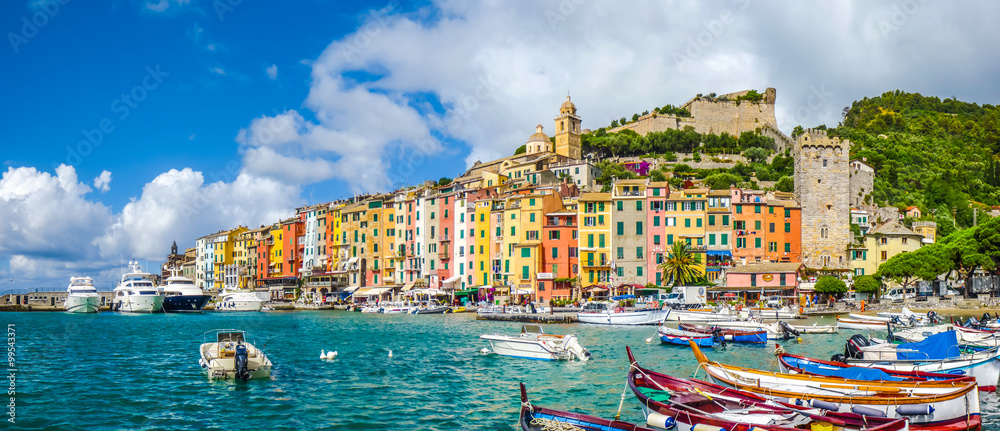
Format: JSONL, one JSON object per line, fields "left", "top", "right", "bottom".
{"left": 658, "top": 242, "right": 704, "bottom": 287}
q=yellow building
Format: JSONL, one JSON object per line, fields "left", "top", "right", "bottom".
{"left": 849, "top": 221, "right": 924, "bottom": 277}
{"left": 473, "top": 198, "right": 494, "bottom": 287}
{"left": 269, "top": 224, "right": 284, "bottom": 278}
{"left": 213, "top": 226, "right": 248, "bottom": 290}
{"left": 578, "top": 192, "right": 612, "bottom": 287}
{"left": 233, "top": 229, "right": 257, "bottom": 289}
{"left": 378, "top": 196, "right": 397, "bottom": 286}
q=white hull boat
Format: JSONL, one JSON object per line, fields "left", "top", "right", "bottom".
{"left": 65, "top": 276, "right": 100, "bottom": 313}
{"left": 661, "top": 308, "right": 733, "bottom": 323}
{"left": 213, "top": 291, "right": 265, "bottom": 312}
{"left": 198, "top": 329, "right": 272, "bottom": 380}
{"left": 836, "top": 317, "right": 890, "bottom": 330}
{"left": 577, "top": 302, "right": 670, "bottom": 325}
{"left": 480, "top": 325, "right": 590, "bottom": 361}
{"left": 846, "top": 330, "right": 1000, "bottom": 388}
{"left": 112, "top": 261, "right": 163, "bottom": 313}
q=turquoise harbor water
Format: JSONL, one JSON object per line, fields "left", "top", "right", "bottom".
{"left": 4, "top": 311, "right": 1000, "bottom": 430}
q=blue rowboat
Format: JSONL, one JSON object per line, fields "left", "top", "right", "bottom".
{"left": 657, "top": 326, "right": 715, "bottom": 347}
{"left": 678, "top": 323, "right": 767, "bottom": 344}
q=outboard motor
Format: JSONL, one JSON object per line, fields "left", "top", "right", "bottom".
{"left": 981, "top": 312, "right": 992, "bottom": 325}
{"left": 778, "top": 321, "right": 800, "bottom": 340}
{"left": 711, "top": 327, "right": 726, "bottom": 347}
{"left": 830, "top": 353, "right": 847, "bottom": 363}
{"left": 890, "top": 315, "right": 903, "bottom": 326}
{"left": 845, "top": 334, "right": 872, "bottom": 360}
{"left": 234, "top": 344, "right": 250, "bottom": 381}
{"left": 907, "top": 315, "right": 920, "bottom": 327}
{"left": 927, "top": 310, "right": 942, "bottom": 324}
{"left": 966, "top": 317, "right": 980, "bottom": 328}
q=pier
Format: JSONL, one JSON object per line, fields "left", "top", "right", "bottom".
{"left": 476, "top": 312, "right": 578, "bottom": 323}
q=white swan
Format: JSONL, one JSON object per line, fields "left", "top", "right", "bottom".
{"left": 320, "top": 349, "right": 326, "bottom": 360}
{"left": 388, "top": 349, "right": 393, "bottom": 358}
{"left": 326, "top": 350, "right": 338, "bottom": 359}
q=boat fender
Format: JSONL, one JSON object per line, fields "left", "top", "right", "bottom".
{"left": 808, "top": 399, "right": 839, "bottom": 411}
{"left": 645, "top": 412, "right": 676, "bottom": 429}
{"left": 851, "top": 406, "right": 887, "bottom": 417}
{"left": 691, "top": 424, "right": 726, "bottom": 431}
{"left": 896, "top": 404, "right": 934, "bottom": 416}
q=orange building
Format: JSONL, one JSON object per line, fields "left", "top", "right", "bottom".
{"left": 731, "top": 189, "right": 767, "bottom": 265}
{"left": 280, "top": 218, "right": 304, "bottom": 278}
{"left": 539, "top": 208, "right": 578, "bottom": 302}
{"left": 765, "top": 193, "right": 802, "bottom": 263}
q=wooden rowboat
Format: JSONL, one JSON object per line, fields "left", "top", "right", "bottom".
{"left": 657, "top": 326, "right": 715, "bottom": 347}
{"left": 624, "top": 347, "right": 911, "bottom": 431}
{"left": 518, "top": 383, "right": 655, "bottom": 431}
{"left": 777, "top": 352, "right": 976, "bottom": 384}
{"left": 679, "top": 323, "right": 767, "bottom": 343}
{"left": 689, "top": 340, "right": 982, "bottom": 430}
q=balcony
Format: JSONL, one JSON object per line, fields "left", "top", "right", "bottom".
{"left": 439, "top": 235, "right": 451, "bottom": 242}
{"left": 438, "top": 252, "right": 450, "bottom": 260}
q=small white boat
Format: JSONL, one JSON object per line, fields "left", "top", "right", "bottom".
{"left": 380, "top": 301, "right": 416, "bottom": 314}
{"left": 198, "top": 329, "right": 272, "bottom": 380}
{"left": 576, "top": 301, "right": 670, "bottom": 325}
{"left": 65, "top": 276, "right": 100, "bottom": 313}
{"left": 112, "top": 261, "right": 164, "bottom": 313}
{"left": 213, "top": 290, "right": 265, "bottom": 312}
{"left": 836, "top": 316, "right": 891, "bottom": 330}
{"left": 845, "top": 330, "right": 1000, "bottom": 388}
{"left": 707, "top": 320, "right": 836, "bottom": 339}
{"left": 480, "top": 324, "right": 590, "bottom": 361}
{"left": 745, "top": 307, "right": 802, "bottom": 320}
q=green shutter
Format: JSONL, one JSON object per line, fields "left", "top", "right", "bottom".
{"left": 667, "top": 234, "right": 673, "bottom": 245}
{"left": 721, "top": 234, "right": 728, "bottom": 245}
{"left": 617, "top": 201, "right": 623, "bottom": 211}
{"left": 709, "top": 234, "right": 716, "bottom": 246}
{"left": 636, "top": 222, "right": 643, "bottom": 235}
{"left": 696, "top": 218, "right": 702, "bottom": 228}
{"left": 598, "top": 215, "right": 604, "bottom": 225}
{"left": 755, "top": 238, "right": 761, "bottom": 248}
{"left": 653, "top": 217, "right": 660, "bottom": 227}
{"left": 522, "top": 266, "right": 529, "bottom": 280}
{"left": 784, "top": 242, "right": 791, "bottom": 252}
{"left": 588, "top": 234, "right": 594, "bottom": 248}
{"left": 617, "top": 222, "right": 624, "bottom": 235}
{"left": 552, "top": 248, "right": 558, "bottom": 258}
{"left": 708, "top": 215, "right": 715, "bottom": 226}
{"left": 521, "top": 248, "right": 530, "bottom": 257}
{"left": 599, "top": 234, "right": 605, "bottom": 248}
{"left": 684, "top": 218, "right": 690, "bottom": 228}
{"left": 723, "top": 215, "right": 729, "bottom": 225}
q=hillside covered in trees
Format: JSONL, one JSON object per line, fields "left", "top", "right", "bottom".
{"left": 827, "top": 91, "right": 1000, "bottom": 237}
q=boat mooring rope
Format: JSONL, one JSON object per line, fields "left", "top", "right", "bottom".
{"left": 529, "top": 418, "right": 584, "bottom": 431}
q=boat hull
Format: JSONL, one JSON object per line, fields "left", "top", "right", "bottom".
{"left": 65, "top": 295, "right": 100, "bottom": 313}
{"left": 113, "top": 294, "right": 164, "bottom": 313}
{"left": 657, "top": 328, "right": 714, "bottom": 347}
{"left": 837, "top": 317, "right": 890, "bottom": 330}
{"left": 576, "top": 308, "right": 669, "bottom": 325}
{"left": 846, "top": 349, "right": 1000, "bottom": 389}
{"left": 678, "top": 323, "right": 767, "bottom": 344}
{"left": 162, "top": 295, "right": 212, "bottom": 313}
{"left": 481, "top": 336, "right": 559, "bottom": 361}
{"left": 213, "top": 298, "right": 264, "bottom": 312}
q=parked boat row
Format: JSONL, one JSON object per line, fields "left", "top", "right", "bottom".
{"left": 70, "top": 261, "right": 264, "bottom": 313}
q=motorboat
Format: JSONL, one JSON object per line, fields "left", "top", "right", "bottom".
{"left": 709, "top": 320, "right": 834, "bottom": 338}
{"left": 688, "top": 340, "right": 982, "bottom": 429}
{"left": 480, "top": 324, "right": 590, "bottom": 361}
{"left": 744, "top": 306, "right": 802, "bottom": 320}
{"left": 410, "top": 300, "right": 452, "bottom": 314}
{"left": 624, "top": 347, "right": 913, "bottom": 431}
{"left": 657, "top": 326, "right": 715, "bottom": 347}
{"left": 661, "top": 307, "right": 735, "bottom": 323}
{"left": 476, "top": 304, "right": 549, "bottom": 315}
{"left": 198, "top": 329, "right": 272, "bottom": 380}
{"left": 380, "top": 301, "right": 416, "bottom": 314}
{"left": 678, "top": 323, "right": 767, "bottom": 343}
{"left": 160, "top": 268, "right": 211, "bottom": 313}
{"left": 518, "top": 383, "right": 656, "bottom": 431}
{"left": 112, "top": 260, "right": 164, "bottom": 313}
{"left": 65, "top": 276, "right": 100, "bottom": 313}
{"left": 836, "top": 316, "right": 892, "bottom": 330}
{"left": 576, "top": 301, "right": 669, "bottom": 325}
{"left": 842, "top": 330, "right": 1000, "bottom": 389}
{"left": 213, "top": 290, "right": 265, "bottom": 312}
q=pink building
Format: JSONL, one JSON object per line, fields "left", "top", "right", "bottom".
{"left": 719, "top": 262, "right": 803, "bottom": 302}
{"left": 644, "top": 182, "right": 670, "bottom": 286}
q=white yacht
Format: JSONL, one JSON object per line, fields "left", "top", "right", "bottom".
{"left": 213, "top": 290, "right": 265, "bottom": 312}
{"left": 65, "top": 276, "right": 100, "bottom": 313}
{"left": 160, "top": 268, "right": 211, "bottom": 313}
{"left": 112, "top": 261, "right": 164, "bottom": 313}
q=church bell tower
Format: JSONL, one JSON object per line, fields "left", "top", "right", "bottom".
{"left": 554, "top": 95, "right": 581, "bottom": 160}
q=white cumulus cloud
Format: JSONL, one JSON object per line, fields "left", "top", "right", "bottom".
{"left": 93, "top": 170, "right": 112, "bottom": 193}
{"left": 266, "top": 64, "right": 278, "bottom": 80}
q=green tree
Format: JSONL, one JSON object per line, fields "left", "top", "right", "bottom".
{"left": 610, "top": 119, "right": 619, "bottom": 128}
{"left": 649, "top": 170, "right": 666, "bottom": 182}
{"left": 743, "top": 147, "right": 770, "bottom": 163}
{"left": 853, "top": 275, "right": 880, "bottom": 295}
{"left": 437, "top": 177, "right": 452, "bottom": 186}
{"left": 791, "top": 125, "right": 804, "bottom": 138}
{"left": 658, "top": 242, "right": 703, "bottom": 286}
{"left": 775, "top": 176, "right": 794, "bottom": 192}
{"left": 702, "top": 172, "right": 741, "bottom": 190}
{"left": 814, "top": 276, "right": 847, "bottom": 295}
{"left": 514, "top": 144, "right": 526, "bottom": 155}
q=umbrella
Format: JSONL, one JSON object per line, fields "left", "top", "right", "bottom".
{"left": 722, "top": 293, "right": 737, "bottom": 298}
{"left": 612, "top": 294, "right": 636, "bottom": 300}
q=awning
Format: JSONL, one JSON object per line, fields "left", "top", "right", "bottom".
{"left": 402, "top": 282, "right": 415, "bottom": 291}
{"left": 455, "top": 288, "right": 478, "bottom": 296}
{"left": 354, "top": 287, "right": 391, "bottom": 297}
{"left": 442, "top": 274, "right": 462, "bottom": 284}
{"left": 706, "top": 250, "right": 732, "bottom": 257}
{"left": 412, "top": 288, "right": 446, "bottom": 296}
{"left": 343, "top": 286, "right": 361, "bottom": 293}
{"left": 514, "top": 288, "right": 533, "bottom": 295}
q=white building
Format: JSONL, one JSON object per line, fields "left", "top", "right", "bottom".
{"left": 548, "top": 160, "right": 602, "bottom": 187}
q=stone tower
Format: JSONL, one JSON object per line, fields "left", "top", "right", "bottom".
{"left": 554, "top": 95, "right": 581, "bottom": 160}
{"left": 794, "top": 129, "right": 850, "bottom": 269}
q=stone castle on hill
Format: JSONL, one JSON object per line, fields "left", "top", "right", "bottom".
{"left": 608, "top": 87, "right": 794, "bottom": 153}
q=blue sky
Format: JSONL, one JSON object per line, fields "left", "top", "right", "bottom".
{"left": 2, "top": 0, "right": 999, "bottom": 290}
